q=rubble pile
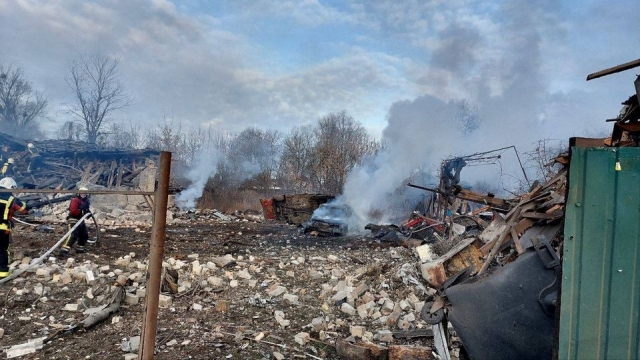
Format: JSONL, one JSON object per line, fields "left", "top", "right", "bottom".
{"left": 0, "top": 131, "right": 159, "bottom": 189}
{"left": 1, "top": 215, "right": 452, "bottom": 359}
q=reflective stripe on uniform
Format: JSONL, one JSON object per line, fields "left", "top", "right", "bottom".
{"left": 0, "top": 196, "right": 14, "bottom": 231}
{"left": 62, "top": 223, "right": 73, "bottom": 248}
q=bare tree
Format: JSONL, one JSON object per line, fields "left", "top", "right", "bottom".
{"left": 524, "top": 138, "right": 567, "bottom": 183}
{"left": 0, "top": 63, "right": 47, "bottom": 139}
{"left": 279, "top": 125, "right": 315, "bottom": 192}
{"left": 66, "top": 54, "right": 131, "bottom": 144}
{"left": 55, "top": 120, "right": 84, "bottom": 141}
{"left": 97, "top": 122, "right": 142, "bottom": 149}
{"left": 311, "top": 111, "right": 380, "bottom": 194}
{"left": 225, "top": 127, "right": 282, "bottom": 190}
{"left": 144, "top": 120, "right": 185, "bottom": 154}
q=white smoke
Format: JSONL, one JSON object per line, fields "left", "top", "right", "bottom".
{"left": 175, "top": 148, "right": 220, "bottom": 209}
{"left": 330, "top": 0, "right": 611, "bottom": 234}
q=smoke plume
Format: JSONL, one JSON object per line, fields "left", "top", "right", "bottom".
{"left": 175, "top": 148, "right": 220, "bottom": 209}
{"left": 331, "top": 0, "right": 594, "bottom": 233}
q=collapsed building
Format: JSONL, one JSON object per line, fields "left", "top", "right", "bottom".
{"left": 0, "top": 132, "right": 165, "bottom": 227}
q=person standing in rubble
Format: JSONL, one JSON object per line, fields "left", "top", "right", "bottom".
{"left": 26, "top": 143, "right": 41, "bottom": 173}
{"left": 60, "top": 186, "right": 93, "bottom": 256}
{"left": 0, "top": 177, "right": 28, "bottom": 279}
{"left": 1, "top": 158, "right": 15, "bottom": 176}
{"left": 0, "top": 144, "right": 8, "bottom": 164}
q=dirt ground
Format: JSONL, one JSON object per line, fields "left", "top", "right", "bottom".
{"left": 0, "top": 212, "right": 442, "bottom": 359}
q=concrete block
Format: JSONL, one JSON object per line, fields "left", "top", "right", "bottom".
{"left": 341, "top": 303, "right": 357, "bottom": 316}
{"left": 158, "top": 294, "right": 172, "bottom": 308}
{"left": 294, "top": 332, "right": 310, "bottom": 346}
{"left": 311, "top": 317, "right": 325, "bottom": 331}
{"left": 64, "top": 303, "right": 78, "bottom": 312}
{"left": 207, "top": 276, "right": 223, "bottom": 287}
{"left": 283, "top": 293, "right": 299, "bottom": 304}
{"left": 136, "top": 288, "right": 146, "bottom": 298}
{"left": 377, "top": 329, "right": 394, "bottom": 343}
{"left": 350, "top": 325, "right": 365, "bottom": 338}
{"left": 236, "top": 269, "right": 251, "bottom": 279}
{"left": 267, "top": 285, "right": 286, "bottom": 297}
{"left": 86, "top": 270, "right": 96, "bottom": 284}
{"left": 125, "top": 293, "right": 139, "bottom": 305}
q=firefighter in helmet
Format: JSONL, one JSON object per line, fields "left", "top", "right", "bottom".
{"left": 60, "top": 186, "right": 93, "bottom": 256}
{"left": 1, "top": 158, "right": 15, "bottom": 176}
{"left": 26, "top": 143, "right": 41, "bottom": 173}
{"left": 0, "top": 177, "right": 28, "bottom": 278}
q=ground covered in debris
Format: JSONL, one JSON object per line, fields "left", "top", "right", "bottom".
{"left": 0, "top": 211, "right": 444, "bottom": 359}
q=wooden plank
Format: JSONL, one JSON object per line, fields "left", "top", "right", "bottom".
{"left": 388, "top": 345, "right": 433, "bottom": 360}
{"left": 122, "top": 168, "right": 145, "bottom": 182}
{"left": 513, "top": 218, "right": 535, "bottom": 234}
{"left": 87, "top": 166, "right": 105, "bottom": 183}
{"left": 106, "top": 160, "right": 117, "bottom": 188}
{"left": 521, "top": 211, "right": 563, "bottom": 220}
{"left": 80, "top": 162, "right": 94, "bottom": 182}
{"left": 116, "top": 162, "right": 124, "bottom": 187}
{"left": 511, "top": 226, "right": 523, "bottom": 254}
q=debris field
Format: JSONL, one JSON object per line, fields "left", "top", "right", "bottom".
{"left": 0, "top": 209, "right": 446, "bottom": 359}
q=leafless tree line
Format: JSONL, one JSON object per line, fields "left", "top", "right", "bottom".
{"left": 1, "top": 54, "right": 130, "bottom": 144}
{"left": 0, "top": 64, "right": 48, "bottom": 139}
{"left": 58, "top": 111, "right": 379, "bottom": 200}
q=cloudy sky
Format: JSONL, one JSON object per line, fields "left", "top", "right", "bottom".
{"left": 1, "top": 0, "right": 638, "bottom": 141}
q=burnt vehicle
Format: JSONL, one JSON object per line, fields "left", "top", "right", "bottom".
{"left": 302, "top": 202, "right": 351, "bottom": 236}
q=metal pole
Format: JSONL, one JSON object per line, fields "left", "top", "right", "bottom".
{"left": 139, "top": 151, "right": 171, "bottom": 360}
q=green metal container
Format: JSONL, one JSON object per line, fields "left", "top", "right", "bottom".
{"left": 560, "top": 147, "right": 640, "bottom": 359}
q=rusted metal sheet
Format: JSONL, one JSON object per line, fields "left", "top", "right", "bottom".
{"left": 270, "top": 194, "right": 334, "bottom": 225}
{"left": 259, "top": 198, "right": 276, "bottom": 220}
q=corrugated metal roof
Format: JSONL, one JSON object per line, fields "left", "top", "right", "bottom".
{"left": 560, "top": 147, "right": 640, "bottom": 359}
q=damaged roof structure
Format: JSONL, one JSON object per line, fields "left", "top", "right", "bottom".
{"left": 0, "top": 131, "right": 160, "bottom": 190}
{"left": 0, "top": 132, "right": 166, "bottom": 229}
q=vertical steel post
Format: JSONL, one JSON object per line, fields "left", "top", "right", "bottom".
{"left": 139, "top": 151, "right": 171, "bottom": 359}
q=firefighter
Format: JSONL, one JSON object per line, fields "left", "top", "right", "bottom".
{"left": 1, "top": 158, "right": 15, "bottom": 176}
{"left": 0, "top": 177, "right": 28, "bottom": 279}
{"left": 26, "top": 143, "right": 41, "bottom": 173}
{"left": 60, "top": 186, "right": 92, "bottom": 256}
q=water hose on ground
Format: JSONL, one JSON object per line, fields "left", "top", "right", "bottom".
{"left": 0, "top": 213, "right": 92, "bottom": 285}
{"left": 14, "top": 214, "right": 100, "bottom": 244}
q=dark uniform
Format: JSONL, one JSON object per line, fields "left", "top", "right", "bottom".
{"left": 27, "top": 144, "right": 41, "bottom": 173}
{"left": 60, "top": 195, "right": 91, "bottom": 255}
{"left": 1, "top": 160, "right": 15, "bottom": 176}
{"left": 0, "top": 193, "right": 27, "bottom": 278}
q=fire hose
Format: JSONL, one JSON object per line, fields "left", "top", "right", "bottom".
{"left": 14, "top": 214, "right": 100, "bottom": 244}
{"left": 0, "top": 213, "right": 93, "bottom": 285}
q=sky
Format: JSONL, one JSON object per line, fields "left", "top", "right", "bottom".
{"left": 1, "top": 0, "right": 638, "bottom": 141}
